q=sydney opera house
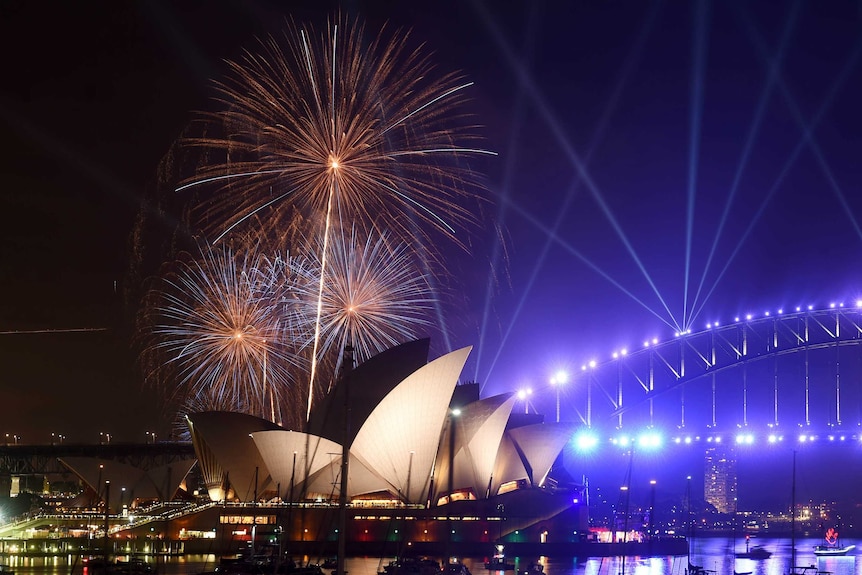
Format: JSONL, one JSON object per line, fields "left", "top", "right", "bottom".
{"left": 178, "top": 339, "right": 587, "bottom": 554}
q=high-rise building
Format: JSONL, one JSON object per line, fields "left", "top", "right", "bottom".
{"left": 704, "top": 445, "right": 737, "bottom": 513}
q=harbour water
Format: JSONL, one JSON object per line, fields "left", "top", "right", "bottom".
{"left": 1, "top": 538, "right": 857, "bottom": 575}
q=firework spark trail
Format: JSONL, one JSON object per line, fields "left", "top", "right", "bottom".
{"left": 178, "top": 15, "right": 491, "bottom": 419}
{"left": 303, "top": 25, "right": 335, "bottom": 419}
{"left": 0, "top": 328, "right": 108, "bottom": 335}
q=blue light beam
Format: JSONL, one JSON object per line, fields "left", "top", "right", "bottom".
{"left": 472, "top": 0, "right": 682, "bottom": 331}
{"left": 692, "top": 34, "right": 862, "bottom": 322}
{"left": 683, "top": 0, "right": 710, "bottom": 331}
{"left": 689, "top": 1, "right": 801, "bottom": 323}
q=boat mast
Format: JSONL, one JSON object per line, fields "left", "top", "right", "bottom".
{"left": 336, "top": 344, "right": 355, "bottom": 575}
{"left": 686, "top": 475, "right": 692, "bottom": 570}
{"left": 790, "top": 450, "right": 797, "bottom": 574}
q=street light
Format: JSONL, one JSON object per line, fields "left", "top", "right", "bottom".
{"left": 648, "top": 480, "right": 657, "bottom": 539}
{"left": 517, "top": 388, "right": 533, "bottom": 414}
{"left": 550, "top": 370, "right": 569, "bottom": 423}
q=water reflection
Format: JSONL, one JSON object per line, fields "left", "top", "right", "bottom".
{"left": 1, "top": 539, "right": 859, "bottom": 575}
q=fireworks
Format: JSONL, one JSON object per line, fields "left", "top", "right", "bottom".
{"left": 138, "top": 240, "right": 305, "bottom": 426}
{"left": 313, "top": 225, "right": 436, "bottom": 381}
{"left": 140, "top": 229, "right": 438, "bottom": 428}
{"left": 176, "top": 14, "right": 490, "bottom": 419}
{"left": 180, "top": 14, "right": 490, "bottom": 249}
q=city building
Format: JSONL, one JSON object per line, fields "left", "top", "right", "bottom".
{"left": 704, "top": 445, "right": 737, "bottom": 514}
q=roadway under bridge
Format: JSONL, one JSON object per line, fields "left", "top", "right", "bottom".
{"left": 0, "top": 443, "right": 195, "bottom": 476}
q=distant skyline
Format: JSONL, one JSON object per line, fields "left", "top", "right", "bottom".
{"left": 2, "top": 1, "right": 862, "bottom": 443}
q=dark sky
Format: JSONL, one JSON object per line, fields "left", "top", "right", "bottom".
{"left": 2, "top": 0, "right": 862, "bottom": 451}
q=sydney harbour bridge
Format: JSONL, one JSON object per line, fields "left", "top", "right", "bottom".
{"left": 544, "top": 302, "right": 862, "bottom": 443}
{"left": 527, "top": 301, "right": 862, "bottom": 514}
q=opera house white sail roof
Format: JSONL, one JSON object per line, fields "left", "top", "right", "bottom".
{"left": 188, "top": 340, "right": 575, "bottom": 506}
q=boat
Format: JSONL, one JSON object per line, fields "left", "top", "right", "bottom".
{"left": 814, "top": 528, "right": 855, "bottom": 556}
{"left": 380, "top": 558, "right": 441, "bottom": 575}
{"left": 734, "top": 543, "right": 772, "bottom": 560}
{"left": 517, "top": 563, "right": 543, "bottom": 575}
{"left": 445, "top": 563, "right": 472, "bottom": 575}
{"left": 686, "top": 562, "right": 715, "bottom": 575}
{"left": 814, "top": 545, "right": 855, "bottom": 557}
{"left": 110, "top": 558, "right": 156, "bottom": 575}
{"left": 484, "top": 558, "right": 514, "bottom": 572}
{"left": 485, "top": 545, "right": 515, "bottom": 571}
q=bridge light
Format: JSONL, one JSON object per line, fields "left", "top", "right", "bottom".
{"left": 856, "top": 300, "right": 862, "bottom": 308}
{"left": 735, "top": 433, "right": 754, "bottom": 445}
{"left": 830, "top": 303, "right": 836, "bottom": 309}
{"left": 808, "top": 305, "right": 814, "bottom": 310}
{"left": 652, "top": 337, "right": 658, "bottom": 345}
{"left": 638, "top": 432, "right": 662, "bottom": 449}
{"left": 735, "top": 317, "right": 740, "bottom": 322}
{"left": 745, "top": 314, "right": 752, "bottom": 320}
{"left": 573, "top": 431, "right": 599, "bottom": 452}
{"left": 684, "top": 436, "right": 693, "bottom": 444}
{"left": 765, "top": 311, "right": 770, "bottom": 317}
{"left": 588, "top": 360, "right": 597, "bottom": 369}
{"left": 778, "top": 309, "right": 783, "bottom": 314}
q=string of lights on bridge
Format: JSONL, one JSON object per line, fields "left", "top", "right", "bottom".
{"left": 612, "top": 300, "right": 862, "bottom": 367}
{"left": 568, "top": 427, "right": 862, "bottom": 454}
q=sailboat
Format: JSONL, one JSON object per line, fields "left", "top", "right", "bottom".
{"left": 813, "top": 527, "right": 856, "bottom": 556}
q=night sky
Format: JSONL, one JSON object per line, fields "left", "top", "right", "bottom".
{"left": 3, "top": 0, "right": 862, "bottom": 480}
